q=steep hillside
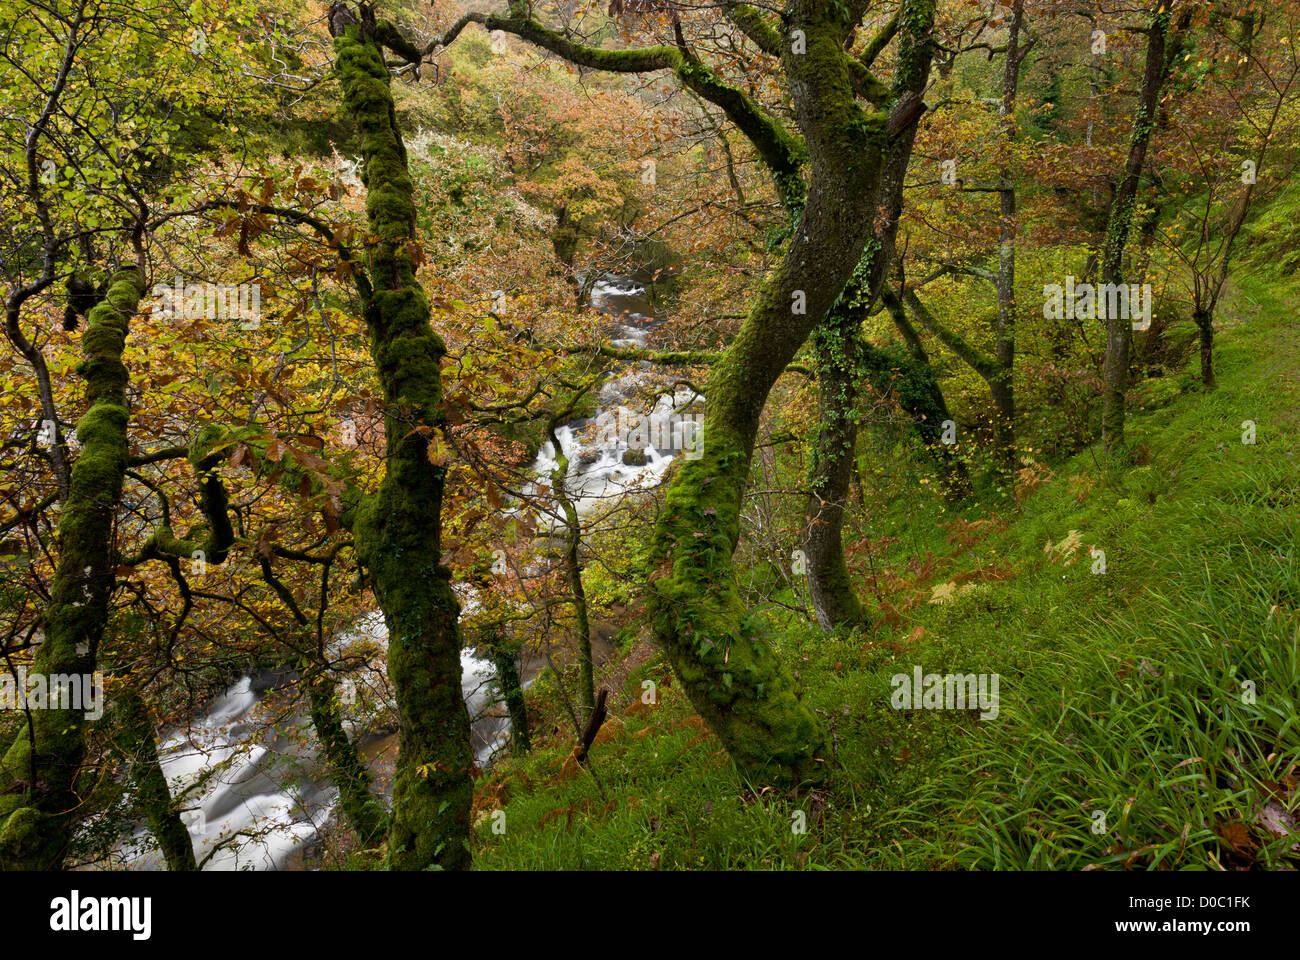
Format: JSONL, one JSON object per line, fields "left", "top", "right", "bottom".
{"left": 453, "top": 273, "right": 1300, "bottom": 870}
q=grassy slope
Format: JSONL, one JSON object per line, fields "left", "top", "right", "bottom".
{"left": 464, "top": 273, "right": 1300, "bottom": 871}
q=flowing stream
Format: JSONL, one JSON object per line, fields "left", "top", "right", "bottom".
{"left": 118, "top": 273, "right": 698, "bottom": 870}
{"left": 531, "top": 276, "right": 703, "bottom": 511}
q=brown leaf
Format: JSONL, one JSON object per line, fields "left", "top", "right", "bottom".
{"left": 1214, "top": 820, "right": 1258, "bottom": 858}
{"left": 256, "top": 527, "right": 278, "bottom": 562}
{"left": 1257, "top": 801, "right": 1299, "bottom": 849}
{"left": 263, "top": 438, "right": 287, "bottom": 463}
{"left": 322, "top": 508, "right": 339, "bottom": 535}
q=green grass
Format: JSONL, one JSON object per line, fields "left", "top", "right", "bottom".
{"left": 466, "top": 271, "right": 1300, "bottom": 871}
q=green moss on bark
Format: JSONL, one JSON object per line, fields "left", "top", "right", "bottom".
{"left": 333, "top": 23, "right": 473, "bottom": 871}
{"left": 643, "top": 1, "right": 912, "bottom": 783}
{"left": 111, "top": 689, "right": 198, "bottom": 871}
{"left": 0, "top": 267, "right": 145, "bottom": 869}
{"left": 803, "top": 0, "right": 946, "bottom": 629}
{"left": 805, "top": 301, "right": 866, "bottom": 631}
{"left": 305, "top": 675, "right": 388, "bottom": 845}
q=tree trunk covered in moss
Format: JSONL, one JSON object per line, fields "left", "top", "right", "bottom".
{"left": 111, "top": 688, "right": 197, "bottom": 871}
{"left": 546, "top": 422, "right": 595, "bottom": 721}
{"left": 490, "top": 639, "right": 530, "bottom": 755}
{"left": 991, "top": 0, "right": 1028, "bottom": 479}
{"left": 0, "top": 266, "right": 145, "bottom": 869}
{"left": 421, "top": 0, "right": 929, "bottom": 778}
{"left": 805, "top": 303, "right": 866, "bottom": 632}
{"left": 646, "top": 1, "right": 913, "bottom": 784}
{"left": 332, "top": 25, "right": 473, "bottom": 871}
{"left": 805, "top": 289, "right": 965, "bottom": 626}
{"left": 1101, "top": 6, "right": 1180, "bottom": 453}
{"left": 253, "top": 545, "right": 389, "bottom": 849}
{"left": 861, "top": 339, "right": 967, "bottom": 487}
{"left": 874, "top": 295, "right": 969, "bottom": 498}
{"left": 305, "top": 674, "right": 388, "bottom": 846}
{"left": 552, "top": 204, "right": 584, "bottom": 307}
{"left": 803, "top": 0, "right": 937, "bottom": 631}
{"left": 1193, "top": 58, "right": 1270, "bottom": 395}
{"left": 890, "top": 290, "right": 1017, "bottom": 487}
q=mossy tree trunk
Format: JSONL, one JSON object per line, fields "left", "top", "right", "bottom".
{"left": 803, "top": 0, "right": 937, "bottom": 631}
{"left": 646, "top": 1, "right": 909, "bottom": 784}
{"left": 305, "top": 673, "right": 389, "bottom": 846}
{"left": 421, "top": 0, "right": 929, "bottom": 780}
{"left": 874, "top": 296, "right": 970, "bottom": 498}
{"left": 255, "top": 549, "right": 389, "bottom": 849}
{"left": 546, "top": 419, "right": 595, "bottom": 722}
{"left": 490, "top": 637, "right": 530, "bottom": 755}
{"left": 1100, "top": 6, "right": 1183, "bottom": 453}
{"left": 990, "top": 0, "right": 1030, "bottom": 480}
{"left": 552, "top": 203, "right": 584, "bottom": 307}
{"left": 805, "top": 305, "right": 866, "bottom": 632}
{"left": 0, "top": 267, "right": 145, "bottom": 869}
{"left": 111, "top": 688, "right": 197, "bottom": 871}
{"left": 332, "top": 21, "right": 473, "bottom": 871}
